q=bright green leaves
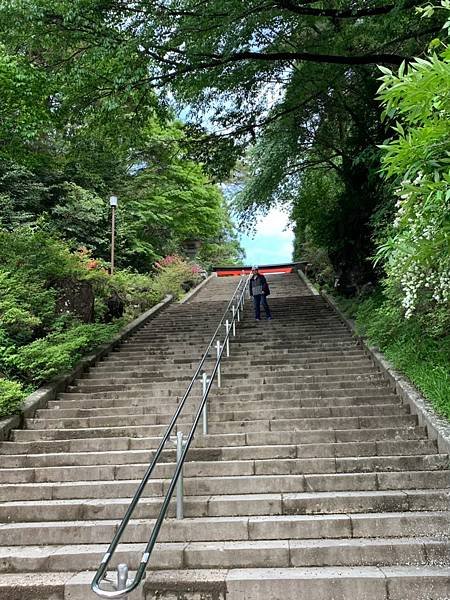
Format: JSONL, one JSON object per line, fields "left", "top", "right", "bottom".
{"left": 120, "top": 156, "right": 226, "bottom": 270}
{"left": 375, "top": 15, "right": 450, "bottom": 320}
{"left": 378, "top": 53, "right": 450, "bottom": 126}
{"left": 0, "top": 378, "right": 27, "bottom": 418}
{"left": 0, "top": 46, "right": 51, "bottom": 158}
{"left": 2, "top": 0, "right": 433, "bottom": 148}
{"left": 0, "top": 270, "right": 55, "bottom": 341}
{"left": 0, "top": 0, "right": 159, "bottom": 153}
{"left": 49, "top": 183, "right": 110, "bottom": 253}
{"left": 8, "top": 322, "right": 121, "bottom": 385}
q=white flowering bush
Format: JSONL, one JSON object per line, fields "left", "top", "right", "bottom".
{"left": 378, "top": 171, "right": 450, "bottom": 318}
{"left": 376, "top": 9, "right": 450, "bottom": 321}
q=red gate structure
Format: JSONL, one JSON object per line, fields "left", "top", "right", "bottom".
{"left": 213, "top": 262, "right": 303, "bottom": 277}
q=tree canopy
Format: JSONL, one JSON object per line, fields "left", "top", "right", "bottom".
{"left": 0, "top": 4, "right": 246, "bottom": 270}
{"left": 0, "top": 0, "right": 447, "bottom": 288}
{"left": 0, "top": 1, "right": 444, "bottom": 143}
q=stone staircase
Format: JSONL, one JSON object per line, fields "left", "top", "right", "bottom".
{"left": 0, "top": 273, "right": 448, "bottom": 600}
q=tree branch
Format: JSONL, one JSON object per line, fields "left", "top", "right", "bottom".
{"left": 274, "top": 0, "right": 419, "bottom": 19}
{"left": 206, "top": 49, "right": 406, "bottom": 66}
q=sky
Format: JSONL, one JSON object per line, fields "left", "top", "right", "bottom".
{"left": 238, "top": 208, "right": 294, "bottom": 266}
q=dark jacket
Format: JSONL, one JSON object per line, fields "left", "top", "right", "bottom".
{"left": 249, "top": 274, "right": 270, "bottom": 297}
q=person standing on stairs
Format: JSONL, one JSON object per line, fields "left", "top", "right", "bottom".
{"left": 249, "top": 266, "right": 272, "bottom": 321}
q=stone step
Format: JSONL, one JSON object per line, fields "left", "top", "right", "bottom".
{"left": 0, "top": 566, "right": 448, "bottom": 600}
{"left": 69, "top": 375, "right": 388, "bottom": 394}
{"left": 102, "top": 349, "right": 365, "bottom": 368}
{"left": 1, "top": 512, "right": 447, "bottom": 545}
{"left": 1, "top": 426, "right": 430, "bottom": 456}
{"left": 249, "top": 352, "right": 367, "bottom": 365}
{"left": 231, "top": 337, "right": 358, "bottom": 344}
{"left": 131, "top": 315, "right": 349, "bottom": 328}
{"left": 13, "top": 413, "right": 420, "bottom": 442}
{"left": 89, "top": 360, "right": 375, "bottom": 377}
{"left": 1, "top": 454, "right": 446, "bottom": 485}
{"left": 267, "top": 414, "right": 418, "bottom": 432}
{"left": 49, "top": 392, "right": 398, "bottom": 412}
{"left": 101, "top": 352, "right": 366, "bottom": 368}
{"left": 235, "top": 335, "right": 357, "bottom": 345}
{"left": 0, "top": 439, "right": 438, "bottom": 468}
{"left": 0, "top": 537, "right": 447, "bottom": 573}
{"left": 69, "top": 376, "right": 383, "bottom": 395}
{"left": 1, "top": 470, "right": 448, "bottom": 502}
{"left": 133, "top": 324, "right": 220, "bottom": 332}
{"left": 122, "top": 329, "right": 352, "bottom": 347}
{"left": 26, "top": 403, "right": 409, "bottom": 430}
{"left": 60, "top": 385, "right": 392, "bottom": 404}
{"left": 136, "top": 318, "right": 225, "bottom": 327}
{"left": 77, "top": 371, "right": 384, "bottom": 390}
{"left": 135, "top": 316, "right": 341, "bottom": 327}
{"left": 38, "top": 394, "right": 400, "bottom": 417}
{"left": 107, "top": 342, "right": 359, "bottom": 359}
{"left": 34, "top": 398, "right": 402, "bottom": 424}
{"left": 125, "top": 335, "right": 353, "bottom": 349}
{"left": 1, "top": 489, "right": 446, "bottom": 523}
{"left": 141, "top": 566, "right": 450, "bottom": 600}
{"left": 68, "top": 378, "right": 391, "bottom": 396}
{"left": 54, "top": 386, "right": 395, "bottom": 403}
{"left": 104, "top": 351, "right": 369, "bottom": 365}
{"left": 112, "top": 341, "right": 359, "bottom": 358}
{"left": 83, "top": 364, "right": 378, "bottom": 382}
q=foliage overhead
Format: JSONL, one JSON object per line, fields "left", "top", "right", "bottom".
{"left": 0, "top": 1, "right": 444, "bottom": 150}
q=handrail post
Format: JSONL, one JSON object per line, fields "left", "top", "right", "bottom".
{"left": 175, "top": 431, "right": 185, "bottom": 519}
{"left": 225, "top": 320, "right": 230, "bottom": 357}
{"left": 231, "top": 306, "right": 236, "bottom": 336}
{"left": 216, "top": 340, "right": 222, "bottom": 387}
{"left": 117, "top": 564, "right": 129, "bottom": 591}
{"left": 202, "top": 372, "right": 209, "bottom": 435}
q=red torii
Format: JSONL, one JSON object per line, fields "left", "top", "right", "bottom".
{"left": 213, "top": 263, "right": 296, "bottom": 277}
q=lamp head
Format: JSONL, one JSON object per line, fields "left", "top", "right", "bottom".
{"left": 109, "top": 195, "right": 118, "bottom": 207}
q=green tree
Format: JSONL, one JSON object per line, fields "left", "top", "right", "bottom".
{"left": 238, "top": 64, "right": 389, "bottom": 289}
{"left": 0, "top": 45, "right": 51, "bottom": 159}
{"left": 1, "top": 1, "right": 443, "bottom": 147}
{"left": 49, "top": 183, "right": 111, "bottom": 254}
{"left": 0, "top": 53, "right": 238, "bottom": 272}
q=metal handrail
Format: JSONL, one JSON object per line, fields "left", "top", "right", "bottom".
{"left": 91, "top": 274, "right": 250, "bottom": 598}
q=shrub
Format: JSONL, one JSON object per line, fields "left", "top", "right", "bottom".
{"left": 376, "top": 28, "right": 450, "bottom": 320}
{"left": 0, "top": 378, "right": 27, "bottom": 418}
{"left": 0, "top": 229, "right": 85, "bottom": 282}
{"left": 0, "top": 269, "right": 56, "bottom": 343}
{"left": 106, "top": 270, "right": 158, "bottom": 318}
{"left": 7, "top": 322, "right": 121, "bottom": 385}
{"left": 0, "top": 230, "right": 202, "bottom": 405}
{"left": 152, "top": 255, "right": 202, "bottom": 300}
{"left": 349, "top": 290, "right": 450, "bottom": 420}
